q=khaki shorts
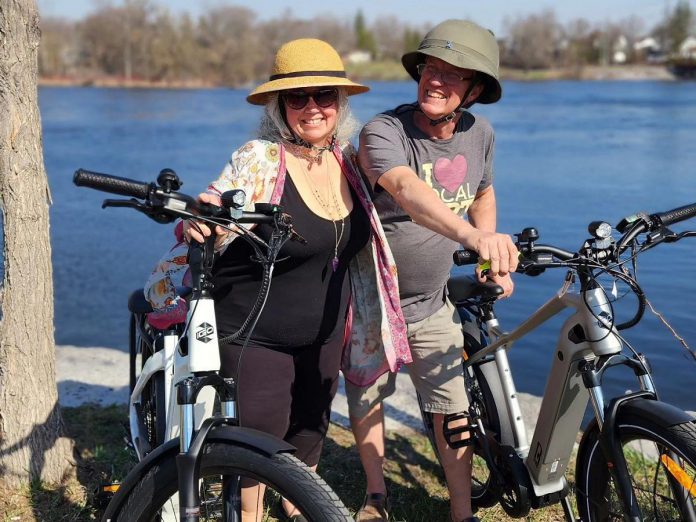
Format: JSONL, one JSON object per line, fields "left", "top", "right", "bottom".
{"left": 345, "top": 299, "right": 468, "bottom": 418}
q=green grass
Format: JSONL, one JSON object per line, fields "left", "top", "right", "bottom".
{"left": 0, "top": 404, "right": 576, "bottom": 521}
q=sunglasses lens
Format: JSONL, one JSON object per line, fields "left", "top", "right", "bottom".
{"left": 284, "top": 92, "right": 310, "bottom": 110}
{"left": 283, "top": 89, "right": 338, "bottom": 110}
{"left": 314, "top": 89, "right": 338, "bottom": 107}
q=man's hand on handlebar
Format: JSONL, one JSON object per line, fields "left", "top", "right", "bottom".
{"left": 466, "top": 230, "right": 520, "bottom": 276}
{"left": 183, "top": 193, "right": 230, "bottom": 249}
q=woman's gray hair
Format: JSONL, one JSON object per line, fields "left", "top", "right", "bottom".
{"left": 256, "top": 88, "right": 361, "bottom": 146}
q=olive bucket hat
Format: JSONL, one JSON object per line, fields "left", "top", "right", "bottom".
{"left": 247, "top": 38, "right": 369, "bottom": 105}
{"left": 402, "top": 19, "right": 502, "bottom": 104}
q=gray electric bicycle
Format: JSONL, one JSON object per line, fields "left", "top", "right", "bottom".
{"left": 422, "top": 202, "right": 696, "bottom": 521}
{"left": 74, "top": 168, "right": 351, "bottom": 522}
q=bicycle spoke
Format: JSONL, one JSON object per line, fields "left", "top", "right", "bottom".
{"left": 594, "top": 437, "right": 696, "bottom": 521}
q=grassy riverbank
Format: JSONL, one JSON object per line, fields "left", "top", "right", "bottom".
{"left": 0, "top": 404, "right": 573, "bottom": 521}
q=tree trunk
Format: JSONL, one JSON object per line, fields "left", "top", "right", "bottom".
{"left": 0, "top": 0, "right": 74, "bottom": 485}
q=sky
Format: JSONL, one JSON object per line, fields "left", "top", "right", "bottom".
{"left": 38, "top": 0, "right": 682, "bottom": 36}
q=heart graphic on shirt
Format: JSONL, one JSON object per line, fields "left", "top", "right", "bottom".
{"left": 433, "top": 155, "right": 468, "bottom": 193}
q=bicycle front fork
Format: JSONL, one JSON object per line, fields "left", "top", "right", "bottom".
{"left": 176, "top": 373, "right": 239, "bottom": 521}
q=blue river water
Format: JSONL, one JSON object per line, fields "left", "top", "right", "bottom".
{"left": 31, "top": 81, "right": 696, "bottom": 411}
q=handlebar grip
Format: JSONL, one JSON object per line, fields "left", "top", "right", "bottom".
{"left": 73, "top": 169, "right": 152, "bottom": 199}
{"left": 237, "top": 213, "right": 275, "bottom": 224}
{"left": 654, "top": 202, "right": 696, "bottom": 227}
{"left": 453, "top": 250, "right": 480, "bottom": 266}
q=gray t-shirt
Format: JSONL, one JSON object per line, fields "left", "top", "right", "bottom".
{"left": 359, "top": 103, "right": 495, "bottom": 323}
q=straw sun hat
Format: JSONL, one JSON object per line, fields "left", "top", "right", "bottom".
{"left": 246, "top": 38, "right": 369, "bottom": 105}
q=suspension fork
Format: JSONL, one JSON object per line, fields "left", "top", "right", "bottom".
{"left": 176, "top": 373, "right": 238, "bottom": 521}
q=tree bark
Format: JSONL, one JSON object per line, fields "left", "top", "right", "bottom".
{"left": 0, "top": 0, "right": 74, "bottom": 485}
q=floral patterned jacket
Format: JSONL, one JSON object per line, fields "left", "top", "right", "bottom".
{"left": 144, "top": 139, "right": 411, "bottom": 386}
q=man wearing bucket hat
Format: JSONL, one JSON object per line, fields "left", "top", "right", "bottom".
{"left": 145, "top": 38, "right": 409, "bottom": 521}
{"left": 345, "top": 20, "right": 518, "bottom": 522}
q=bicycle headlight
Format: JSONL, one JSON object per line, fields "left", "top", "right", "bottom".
{"left": 588, "top": 221, "right": 612, "bottom": 240}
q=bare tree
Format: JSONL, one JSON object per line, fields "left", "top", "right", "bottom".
{"left": 38, "top": 17, "right": 77, "bottom": 78}
{"left": 616, "top": 15, "right": 646, "bottom": 63}
{"left": 197, "top": 6, "right": 260, "bottom": 86}
{"left": 371, "top": 16, "right": 406, "bottom": 60}
{"left": 503, "top": 9, "right": 562, "bottom": 70}
{"left": 0, "top": 0, "right": 74, "bottom": 486}
{"left": 562, "top": 18, "right": 597, "bottom": 67}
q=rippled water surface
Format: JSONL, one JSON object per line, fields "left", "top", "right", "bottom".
{"left": 32, "top": 81, "right": 696, "bottom": 411}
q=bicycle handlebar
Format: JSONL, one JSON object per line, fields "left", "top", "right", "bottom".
{"left": 654, "top": 202, "right": 696, "bottom": 227}
{"left": 73, "top": 168, "right": 280, "bottom": 226}
{"left": 454, "top": 201, "right": 696, "bottom": 272}
{"left": 74, "top": 169, "right": 152, "bottom": 199}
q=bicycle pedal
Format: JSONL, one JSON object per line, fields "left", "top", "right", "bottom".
{"left": 95, "top": 482, "right": 120, "bottom": 508}
{"left": 443, "top": 412, "right": 477, "bottom": 448}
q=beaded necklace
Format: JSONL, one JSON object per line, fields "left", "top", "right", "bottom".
{"left": 285, "top": 135, "right": 336, "bottom": 166}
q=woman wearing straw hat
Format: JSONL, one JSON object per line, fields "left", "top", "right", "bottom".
{"left": 145, "top": 38, "right": 409, "bottom": 521}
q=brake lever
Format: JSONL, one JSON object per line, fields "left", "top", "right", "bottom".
{"left": 647, "top": 225, "right": 678, "bottom": 244}
{"left": 101, "top": 198, "right": 142, "bottom": 210}
{"left": 101, "top": 198, "right": 175, "bottom": 224}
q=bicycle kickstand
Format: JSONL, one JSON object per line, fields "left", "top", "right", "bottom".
{"left": 560, "top": 494, "right": 579, "bottom": 522}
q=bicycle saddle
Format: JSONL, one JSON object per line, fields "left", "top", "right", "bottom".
{"left": 128, "top": 287, "right": 192, "bottom": 314}
{"left": 447, "top": 274, "right": 504, "bottom": 303}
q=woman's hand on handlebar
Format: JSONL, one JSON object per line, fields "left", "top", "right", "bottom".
{"left": 183, "top": 193, "right": 229, "bottom": 248}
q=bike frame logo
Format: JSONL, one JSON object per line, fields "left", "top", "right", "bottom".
{"left": 195, "top": 322, "right": 215, "bottom": 343}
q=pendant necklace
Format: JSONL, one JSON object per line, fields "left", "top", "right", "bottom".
{"left": 295, "top": 150, "right": 345, "bottom": 272}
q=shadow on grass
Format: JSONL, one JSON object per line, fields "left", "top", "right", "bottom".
{"left": 319, "top": 422, "right": 451, "bottom": 522}
{"left": 0, "top": 403, "right": 132, "bottom": 521}
{"left": 62, "top": 403, "right": 134, "bottom": 520}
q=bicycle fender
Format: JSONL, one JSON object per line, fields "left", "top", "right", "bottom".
{"left": 618, "top": 397, "right": 695, "bottom": 427}
{"left": 206, "top": 424, "right": 296, "bottom": 456}
{"left": 102, "top": 439, "right": 180, "bottom": 521}
{"left": 101, "top": 427, "right": 296, "bottom": 521}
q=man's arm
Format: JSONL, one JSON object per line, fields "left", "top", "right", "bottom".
{"left": 378, "top": 167, "right": 518, "bottom": 277}
{"left": 467, "top": 185, "right": 515, "bottom": 296}
{"left": 467, "top": 185, "right": 496, "bottom": 232}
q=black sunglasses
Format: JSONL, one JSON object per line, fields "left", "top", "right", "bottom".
{"left": 282, "top": 88, "right": 338, "bottom": 110}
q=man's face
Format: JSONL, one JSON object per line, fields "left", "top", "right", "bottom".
{"left": 417, "top": 56, "right": 482, "bottom": 119}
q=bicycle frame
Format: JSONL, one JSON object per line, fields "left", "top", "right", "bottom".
{"left": 129, "top": 310, "right": 218, "bottom": 462}
{"left": 463, "top": 271, "right": 655, "bottom": 503}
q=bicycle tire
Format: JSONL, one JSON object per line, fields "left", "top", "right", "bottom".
{"left": 103, "top": 441, "right": 351, "bottom": 521}
{"left": 419, "top": 300, "right": 516, "bottom": 510}
{"left": 576, "top": 409, "right": 696, "bottom": 521}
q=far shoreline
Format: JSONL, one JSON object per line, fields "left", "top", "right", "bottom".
{"left": 39, "top": 64, "right": 676, "bottom": 90}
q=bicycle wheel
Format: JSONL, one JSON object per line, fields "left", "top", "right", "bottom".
{"left": 419, "top": 304, "right": 514, "bottom": 510}
{"left": 104, "top": 441, "right": 351, "bottom": 521}
{"left": 576, "top": 411, "right": 696, "bottom": 521}
{"left": 130, "top": 313, "right": 166, "bottom": 451}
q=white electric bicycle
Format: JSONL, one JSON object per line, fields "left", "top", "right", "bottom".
{"left": 75, "top": 167, "right": 351, "bottom": 521}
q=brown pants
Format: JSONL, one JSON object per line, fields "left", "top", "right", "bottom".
{"left": 220, "top": 336, "right": 343, "bottom": 466}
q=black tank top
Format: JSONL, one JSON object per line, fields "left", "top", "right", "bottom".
{"left": 212, "top": 174, "right": 371, "bottom": 349}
